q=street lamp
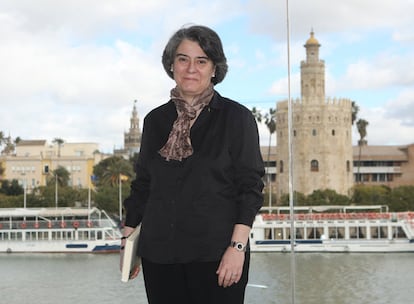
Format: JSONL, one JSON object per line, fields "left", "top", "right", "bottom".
{"left": 55, "top": 171, "right": 58, "bottom": 209}
{"left": 119, "top": 173, "right": 122, "bottom": 223}
{"left": 21, "top": 172, "right": 27, "bottom": 209}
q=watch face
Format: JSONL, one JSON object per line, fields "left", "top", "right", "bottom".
{"left": 232, "top": 241, "right": 245, "bottom": 252}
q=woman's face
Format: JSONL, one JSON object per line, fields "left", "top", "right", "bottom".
{"left": 172, "top": 39, "right": 215, "bottom": 102}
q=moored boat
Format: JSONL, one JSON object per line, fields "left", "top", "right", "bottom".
{"left": 0, "top": 207, "right": 121, "bottom": 253}
{"left": 250, "top": 205, "right": 414, "bottom": 253}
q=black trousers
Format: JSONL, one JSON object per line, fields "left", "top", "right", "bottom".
{"left": 141, "top": 252, "right": 250, "bottom": 304}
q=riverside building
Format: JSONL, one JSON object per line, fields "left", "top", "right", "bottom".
{"left": 0, "top": 140, "right": 105, "bottom": 192}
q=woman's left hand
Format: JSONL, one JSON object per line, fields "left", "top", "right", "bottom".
{"left": 216, "top": 246, "right": 245, "bottom": 288}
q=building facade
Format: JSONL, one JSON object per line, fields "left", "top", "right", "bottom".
{"left": 276, "top": 31, "right": 354, "bottom": 197}
{"left": 353, "top": 142, "right": 414, "bottom": 187}
{"left": 0, "top": 140, "right": 106, "bottom": 192}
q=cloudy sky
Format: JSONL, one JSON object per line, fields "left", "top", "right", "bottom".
{"left": 1, "top": 0, "right": 413, "bottom": 152}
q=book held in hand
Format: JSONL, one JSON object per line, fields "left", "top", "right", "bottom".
{"left": 121, "top": 225, "right": 141, "bottom": 282}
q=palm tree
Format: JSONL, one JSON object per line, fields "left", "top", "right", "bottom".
{"left": 264, "top": 108, "right": 277, "bottom": 147}
{"left": 351, "top": 101, "right": 359, "bottom": 125}
{"left": 252, "top": 107, "right": 277, "bottom": 207}
{"left": 53, "top": 138, "right": 64, "bottom": 157}
{"left": 0, "top": 132, "right": 6, "bottom": 177}
{"left": 94, "top": 156, "right": 134, "bottom": 187}
{"left": 357, "top": 119, "right": 368, "bottom": 144}
{"left": 0, "top": 131, "right": 5, "bottom": 147}
{"left": 45, "top": 166, "right": 70, "bottom": 209}
{"left": 0, "top": 131, "right": 5, "bottom": 156}
{"left": 351, "top": 101, "right": 359, "bottom": 182}
{"left": 251, "top": 107, "right": 262, "bottom": 122}
{"left": 356, "top": 119, "right": 369, "bottom": 183}
{"left": 49, "top": 166, "right": 71, "bottom": 187}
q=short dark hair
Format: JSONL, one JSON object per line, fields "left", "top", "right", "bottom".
{"left": 162, "top": 25, "right": 228, "bottom": 85}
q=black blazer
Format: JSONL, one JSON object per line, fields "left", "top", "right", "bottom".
{"left": 124, "top": 91, "right": 264, "bottom": 264}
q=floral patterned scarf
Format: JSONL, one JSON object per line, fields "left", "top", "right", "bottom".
{"left": 159, "top": 84, "right": 214, "bottom": 161}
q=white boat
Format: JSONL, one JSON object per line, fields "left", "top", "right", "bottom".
{"left": 250, "top": 205, "right": 414, "bottom": 253}
{"left": 0, "top": 207, "right": 121, "bottom": 253}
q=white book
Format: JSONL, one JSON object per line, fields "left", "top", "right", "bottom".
{"left": 121, "top": 225, "right": 141, "bottom": 282}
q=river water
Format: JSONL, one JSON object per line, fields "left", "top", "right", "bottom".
{"left": 1, "top": 252, "right": 412, "bottom": 304}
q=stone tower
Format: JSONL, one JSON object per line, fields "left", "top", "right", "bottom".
{"left": 124, "top": 100, "right": 141, "bottom": 155}
{"left": 276, "top": 31, "right": 353, "bottom": 198}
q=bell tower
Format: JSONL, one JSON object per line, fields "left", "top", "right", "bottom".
{"left": 124, "top": 100, "right": 141, "bottom": 155}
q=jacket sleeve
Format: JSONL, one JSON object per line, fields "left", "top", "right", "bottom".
{"left": 123, "top": 116, "right": 152, "bottom": 228}
{"left": 230, "top": 107, "right": 265, "bottom": 227}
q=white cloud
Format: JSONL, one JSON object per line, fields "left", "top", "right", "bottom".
{"left": 0, "top": 11, "right": 172, "bottom": 151}
{"left": 0, "top": 0, "right": 241, "bottom": 151}
{"left": 1, "top": 0, "right": 414, "bottom": 151}
{"left": 354, "top": 105, "right": 414, "bottom": 145}
{"left": 384, "top": 89, "right": 414, "bottom": 127}
{"left": 336, "top": 52, "right": 414, "bottom": 91}
{"left": 393, "top": 30, "right": 414, "bottom": 43}
{"left": 245, "top": 0, "right": 414, "bottom": 40}
{"left": 269, "top": 72, "right": 300, "bottom": 97}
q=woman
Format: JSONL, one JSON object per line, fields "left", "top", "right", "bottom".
{"left": 121, "top": 25, "right": 264, "bottom": 304}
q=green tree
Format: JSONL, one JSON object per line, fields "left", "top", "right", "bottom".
{"left": 0, "top": 193, "right": 22, "bottom": 207}
{"left": 0, "top": 134, "right": 15, "bottom": 155}
{"left": 280, "top": 191, "right": 306, "bottom": 206}
{"left": 0, "top": 179, "right": 10, "bottom": 194}
{"left": 129, "top": 152, "right": 140, "bottom": 167}
{"left": 0, "top": 132, "right": 21, "bottom": 156}
{"left": 352, "top": 185, "right": 390, "bottom": 206}
{"left": 94, "top": 183, "right": 131, "bottom": 214}
{"left": 43, "top": 166, "right": 71, "bottom": 208}
{"left": 54, "top": 186, "right": 81, "bottom": 207}
{"left": 0, "top": 179, "right": 24, "bottom": 196}
{"left": 306, "top": 189, "right": 350, "bottom": 206}
{"left": 93, "top": 156, "right": 134, "bottom": 187}
{"left": 35, "top": 185, "right": 54, "bottom": 207}
{"left": 92, "top": 156, "right": 134, "bottom": 215}
{"left": 388, "top": 186, "right": 414, "bottom": 211}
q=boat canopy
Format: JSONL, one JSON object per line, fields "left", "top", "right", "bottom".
{"left": 0, "top": 207, "right": 100, "bottom": 218}
{"left": 260, "top": 205, "right": 389, "bottom": 213}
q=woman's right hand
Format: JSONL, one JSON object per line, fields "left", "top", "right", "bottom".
{"left": 119, "top": 250, "right": 141, "bottom": 280}
{"left": 119, "top": 226, "right": 141, "bottom": 280}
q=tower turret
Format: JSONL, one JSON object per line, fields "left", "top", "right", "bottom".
{"left": 300, "top": 30, "right": 325, "bottom": 102}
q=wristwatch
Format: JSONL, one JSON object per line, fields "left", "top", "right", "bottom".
{"left": 230, "top": 241, "right": 246, "bottom": 252}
